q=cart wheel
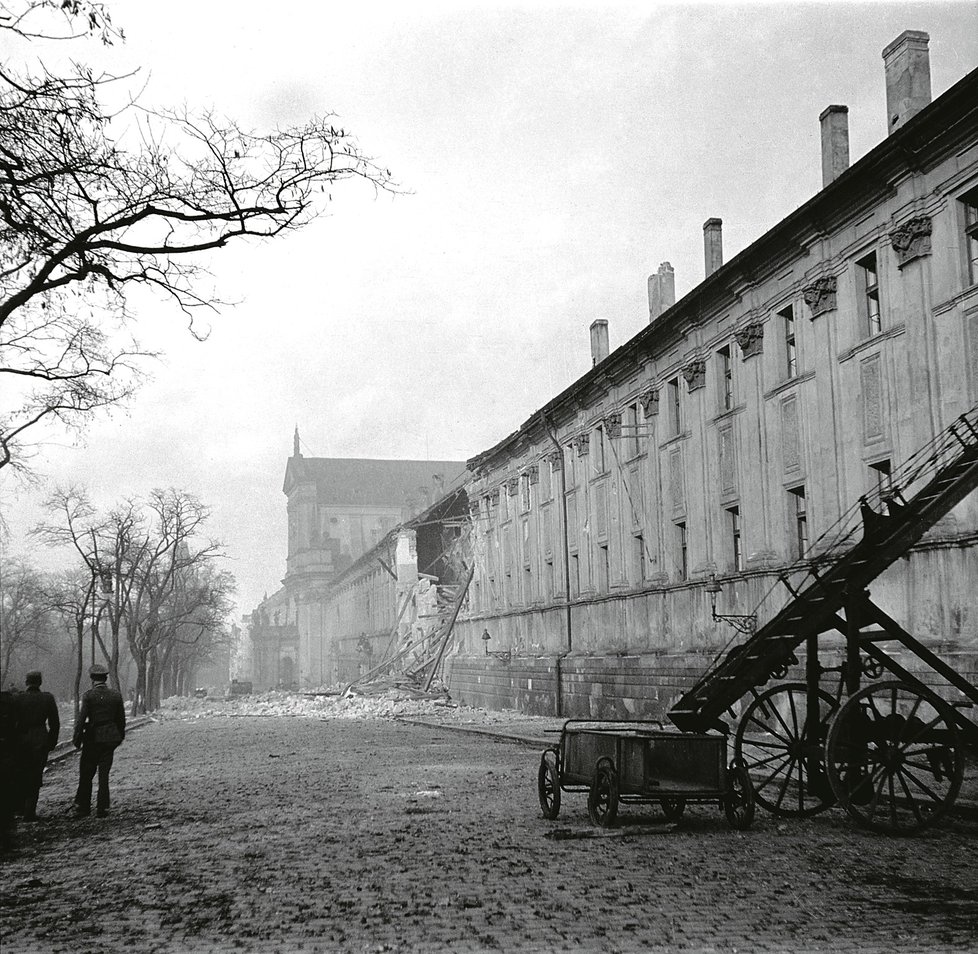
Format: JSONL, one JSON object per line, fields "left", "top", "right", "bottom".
{"left": 723, "top": 760, "right": 756, "bottom": 831}
{"left": 825, "top": 680, "right": 964, "bottom": 835}
{"left": 661, "top": 797, "right": 686, "bottom": 821}
{"left": 587, "top": 761, "right": 619, "bottom": 828}
{"left": 538, "top": 750, "right": 561, "bottom": 820}
{"left": 734, "top": 682, "right": 837, "bottom": 817}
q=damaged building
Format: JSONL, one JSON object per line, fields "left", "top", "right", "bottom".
{"left": 253, "top": 33, "right": 978, "bottom": 717}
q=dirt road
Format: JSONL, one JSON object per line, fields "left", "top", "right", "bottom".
{"left": 2, "top": 712, "right": 977, "bottom": 953}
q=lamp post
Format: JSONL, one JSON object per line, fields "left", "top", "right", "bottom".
{"left": 91, "top": 564, "right": 114, "bottom": 666}
{"left": 705, "top": 574, "right": 756, "bottom": 637}
{"left": 481, "top": 628, "right": 511, "bottom": 661}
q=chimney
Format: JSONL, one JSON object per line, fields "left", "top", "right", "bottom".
{"left": 883, "top": 30, "right": 931, "bottom": 134}
{"left": 647, "top": 261, "right": 676, "bottom": 323}
{"left": 819, "top": 105, "right": 850, "bottom": 187}
{"left": 590, "top": 319, "right": 609, "bottom": 366}
{"left": 703, "top": 218, "right": 723, "bottom": 277}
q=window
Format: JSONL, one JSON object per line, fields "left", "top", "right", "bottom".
{"left": 789, "top": 486, "right": 808, "bottom": 559}
{"left": 718, "top": 346, "right": 733, "bottom": 411}
{"left": 634, "top": 533, "right": 646, "bottom": 583}
{"left": 624, "top": 403, "right": 640, "bottom": 458}
{"left": 539, "top": 460, "right": 552, "bottom": 502}
{"left": 570, "top": 553, "right": 580, "bottom": 596}
{"left": 565, "top": 446, "right": 576, "bottom": 488}
{"left": 780, "top": 305, "right": 797, "bottom": 378}
{"left": 593, "top": 425, "right": 606, "bottom": 475}
{"left": 520, "top": 475, "right": 531, "bottom": 513}
{"left": 668, "top": 378, "right": 681, "bottom": 435}
{"left": 500, "top": 488, "right": 509, "bottom": 521}
{"left": 597, "top": 543, "right": 610, "bottom": 591}
{"left": 869, "top": 458, "right": 892, "bottom": 496}
{"left": 728, "top": 506, "right": 743, "bottom": 571}
{"left": 962, "top": 187, "right": 978, "bottom": 286}
{"left": 545, "top": 557, "right": 555, "bottom": 600}
{"left": 676, "top": 521, "right": 688, "bottom": 581}
{"left": 857, "top": 251, "right": 882, "bottom": 336}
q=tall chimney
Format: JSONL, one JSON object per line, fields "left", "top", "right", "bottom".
{"left": 648, "top": 261, "right": 676, "bottom": 323}
{"left": 883, "top": 30, "right": 931, "bottom": 134}
{"left": 590, "top": 319, "right": 609, "bottom": 366}
{"left": 703, "top": 218, "right": 723, "bottom": 277}
{"left": 819, "top": 105, "right": 850, "bottom": 187}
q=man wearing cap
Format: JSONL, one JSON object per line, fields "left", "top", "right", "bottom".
{"left": 18, "top": 671, "right": 60, "bottom": 821}
{"left": 73, "top": 664, "right": 126, "bottom": 818}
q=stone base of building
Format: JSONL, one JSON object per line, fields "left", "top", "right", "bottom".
{"left": 444, "top": 649, "right": 978, "bottom": 721}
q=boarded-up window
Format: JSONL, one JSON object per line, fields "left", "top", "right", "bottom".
{"left": 669, "top": 446, "right": 685, "bottom": 513}
{"left": 719, "top": 423, "right": 736, "bottom": 496}
{"left": 595, "top": 480, "right": 609, "bottom": 540}
{"left": 861, "top": 354, "right": 884, "bottom": 443}
{"left": 781, "top": 395, "right": 800, "bottom": 473}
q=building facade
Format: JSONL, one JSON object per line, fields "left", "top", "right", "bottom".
{"left": 248, "top": 432, "right": 465, "bottom": 689}
{"left": 442, "top": 33, "right": 978, "bottom": 717}
{"left": 256, "top": 34, "right": 978, "bottom": 717}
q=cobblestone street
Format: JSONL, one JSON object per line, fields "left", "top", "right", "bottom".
{"left": 2, "top": 712, "right": 977, "bottom": 954}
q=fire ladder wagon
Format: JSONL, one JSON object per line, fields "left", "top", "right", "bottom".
{"left": 668, "top": 403, "right": 978, "bottom": 834}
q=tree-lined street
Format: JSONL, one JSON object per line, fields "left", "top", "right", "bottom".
{"left": 2, "top": 710, "right": 977, "bottom": 953}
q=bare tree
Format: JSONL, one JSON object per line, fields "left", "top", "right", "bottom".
{"left": 45, "top": 565, "right": 97, "bottom": 717}
{"left": 1, "top": 1, "right": 393, "bottom": 472}
{"left": 157, "top": 561, "right": 235, "bottom": 700}
{"left": 125, "top": 488, "right": 226, "bottom": 713}
{"left": 0, "top": 553, "right": 57, "bottom": 684}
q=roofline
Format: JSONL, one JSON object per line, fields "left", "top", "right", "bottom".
{"left": 467, "top": 65, "right": 978, "bottom": 475}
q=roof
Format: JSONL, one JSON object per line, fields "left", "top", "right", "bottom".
{"left": 283, "top": 457, "right": 468, "bottom": 507}
{"left": 467, "top": 64, "right": 978, "bottom": 475}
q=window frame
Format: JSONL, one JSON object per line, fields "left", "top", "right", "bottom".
{"left": 788, "top": 485, "right": 808, "bottom": 560}
{"left": 779, "top": 304, "right": 797, "bottom": 378}
{"left": 961, "top": 185, "right": 978, "bottom": 286}
{"left": 856, "top": 250, "right": 882, "bottom": 337}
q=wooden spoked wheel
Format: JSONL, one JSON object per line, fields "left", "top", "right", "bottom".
{"left": 661, "top": 797, "right": 686, "bottom": 821}
{"left": 825, "top": 681, "right": 964, "bottom": 835}
{"left": 537, "top": 750, "right": 561, "bottom": 820}
{"left": 723, "top": 760, "right": 756, "bottom": 831}
{"left": 587, "top": 760, "right": 619, "bottom": 828}
{"left": 734, "top": 682, "right": 838, "bottom": 817}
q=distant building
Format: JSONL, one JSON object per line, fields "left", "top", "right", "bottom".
{"left": 248, "top": 430, "right": 466, "bottom": 688}
{"left": 286, "top": 32, "right": 978, "bottom": 719}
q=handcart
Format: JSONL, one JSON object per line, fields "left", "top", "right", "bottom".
{"left": 537, "top": 720, "right": 754, "bottom": 830}
{"left": 670, "top": 406, "right": 978, "bottom": 835}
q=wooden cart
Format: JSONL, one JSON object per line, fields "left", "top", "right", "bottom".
{"left": 537, "top": 720, "right": 754, "bottom": 830}
{"left": 670, "top": 406, "right": 978, "bottom": 834}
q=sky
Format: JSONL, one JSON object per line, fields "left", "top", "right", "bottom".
{"left": 2, "top": 0, "right": 977, "bottom": 619}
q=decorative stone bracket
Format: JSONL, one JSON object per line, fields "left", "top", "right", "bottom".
{"left": 890, "top": 215, "right": 932, "bottom": 268}
{"left": 603, "top": 412, "right": 622, "bottom": 439}
{"left": 803, "top": 275, "right": 837, "bottom": 319}
{"left": 526, "top": 464, "right": 539, "bottom": 485}
{"left": 505, "top": 477, "right": 520, "bottom": 496}
{"left": 681, "top": 359, "right": 706, "bottom": 392}
{"left": 734, "top": 321, "right": 764, "bottom": 359}
{"left": 639, "top": 388, "right": 659, "bottom": 416}
{"left": 546, "top": 449, "right": 563, "bottom": 471}
{"left": 573, "top": 433, "right": 590, "bottom": 457}
{"left": 488, "top": 488, "right": 500, "bottom": 505}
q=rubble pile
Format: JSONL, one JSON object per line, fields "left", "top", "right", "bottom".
{"left": 158, "top": 687, "right": 473, "bottom": 723}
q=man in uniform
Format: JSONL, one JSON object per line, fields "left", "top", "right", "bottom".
{"left": 0, "top": 683, "right": 21, "bottom": 852}
{"left": 73, "top": 664, "right": 126, "bottom": 818}
{"left": 18, "top": 671, "right": 60, "bottom": 821}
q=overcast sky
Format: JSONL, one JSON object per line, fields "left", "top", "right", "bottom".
{"left": 2, "top": 0, "right": 977, "bottom": 619}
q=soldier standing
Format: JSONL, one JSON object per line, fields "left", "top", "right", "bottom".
{"left": 0, "top": 684, "right": 22, "bottom": 852}
{"left": 18, "top": 671, "right": 60, "bottom": 821}
{"left": 73, "top": 665, "right": 126, "bottom": 818}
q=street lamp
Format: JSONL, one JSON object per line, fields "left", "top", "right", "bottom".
{"left": 705, "top": 574, "right": 756, "bottom": 637}
{"left": 91, "top": 563, "right": 113, "bottom": 666}
{"left": 481, "top": 628, "right": 511, "bottom": 662}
